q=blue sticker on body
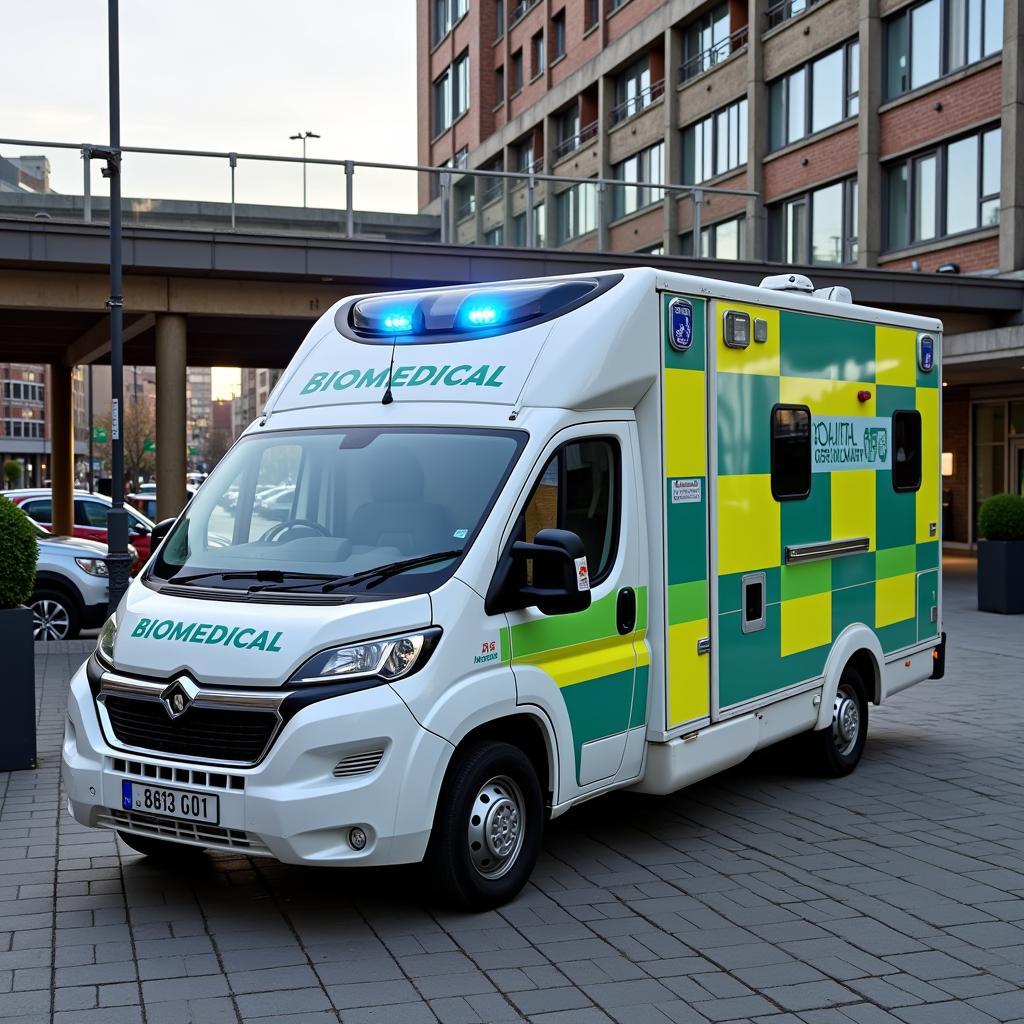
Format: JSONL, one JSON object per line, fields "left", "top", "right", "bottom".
{"left": 919, "top": 335, "right": 935, "bottom": 372}
{"left": 122, "top": 780, "right": 133, "bottom": 810}
{"left": 669, "top": 298, "right": 693, "bottom": 352}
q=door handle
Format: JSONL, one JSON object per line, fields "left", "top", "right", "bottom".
{"left": 616, "top": 587, "right": 636, "bottom": 635}
{"left": 697, "top": 637, "right": 710, "bottom": 655}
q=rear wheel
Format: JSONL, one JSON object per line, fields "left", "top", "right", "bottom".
{"left": 424, "top": 741, "right": 543, "bottom": 911}
{"left": 30, "top": 589, "right": 80, "bottom": 641}
{"left": 807, "top": 665, "right": 869, "bottom": 777}
{"left": 117, "top": 831, "right": 206, "bottom": 860}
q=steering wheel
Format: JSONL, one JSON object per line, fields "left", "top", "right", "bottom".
{"left": 260, "top": 519, "right": 331, "bottom": 543}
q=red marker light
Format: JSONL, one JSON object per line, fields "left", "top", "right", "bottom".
{"left": 857, "top": 389, "right": 871, "bottom": 402}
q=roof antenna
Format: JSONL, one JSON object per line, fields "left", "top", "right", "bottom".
{"left": 381, "top": 337, "right": 398, "bottom": 406}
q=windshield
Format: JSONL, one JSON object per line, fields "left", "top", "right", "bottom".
{"left": 150, "top": 426, "right": 525, "bottom": 597}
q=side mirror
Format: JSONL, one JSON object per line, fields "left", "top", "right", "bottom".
{"left": 486, "top": 527, "right": 592, "bottom": 616}
{"left": 150, "top": 518, "right": 175, "bottom": 550}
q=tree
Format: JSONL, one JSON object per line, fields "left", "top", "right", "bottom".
{"left": 93, "top": 401, "right": 157, "bottom": 490}
{"left": 3, "top": 459, "right": 22, "bottom": 489}
{"left": 203, "top": 429, "right": 233, "bottom": 470}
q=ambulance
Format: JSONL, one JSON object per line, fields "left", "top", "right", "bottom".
{"left": 62, "top": 268, "right": 946, "bottom": 909}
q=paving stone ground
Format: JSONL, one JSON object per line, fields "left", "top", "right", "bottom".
{"left": 2, "top": 558, "right": 1023, "bottom": 1024}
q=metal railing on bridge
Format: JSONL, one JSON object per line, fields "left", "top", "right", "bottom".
{"left": 0, "top": 136, "right": 758, "bottom": 257}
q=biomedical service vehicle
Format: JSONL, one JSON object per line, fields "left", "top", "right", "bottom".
{"left": 62, "top": 268, "right": 946, "bottom": 908}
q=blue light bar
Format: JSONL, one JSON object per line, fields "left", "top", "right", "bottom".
{"left": 383, "top": 312, "right": 413, "bottom": 331}
{"left": 462, "top": 304, "right": 501, "bottom": 327}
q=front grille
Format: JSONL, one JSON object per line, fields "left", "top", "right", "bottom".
{"left": 97, "top": 808, "right": 270, "bottom": 854}
{"left": 110, "top": 757, "right": 246, "bottom": 791}
{"left": 103, "top": 695, "right": 278, "bottom": 765}
{"left": 333, "top": 749, "right": 385, "bottom": 778}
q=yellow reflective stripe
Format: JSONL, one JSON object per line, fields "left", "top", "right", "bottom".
{"left": 525, "top": 634, "right": 636, "bottom": 689}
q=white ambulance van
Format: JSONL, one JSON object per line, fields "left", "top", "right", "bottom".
{"left": 63, "top": 268, "right": 946, "bottom": 908}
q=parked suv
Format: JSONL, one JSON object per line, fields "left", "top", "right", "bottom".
{"left": 24, "top": 516, "right": 136, "bottom": 641}
{"left": 7, "top": 489, "right": 155, "bottom": 567}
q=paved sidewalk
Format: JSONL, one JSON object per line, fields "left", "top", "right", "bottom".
{"left": 2, "top": 559, "right": 1024, "bottom": 1024}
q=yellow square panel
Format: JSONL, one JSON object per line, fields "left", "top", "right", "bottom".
{"left": 715, "top": 301, "right": 781, "bottom": 377}
{"left": 916, "top": 386, "right": 940, "bottom": 544}
{"left": 876, "top": 326, "right": 917, "bottom": 388}
{"left": 665, "top": 368, "right": 707, "bottom": 478}
{"left": 781, "top": 591, "right": 832, "bottom": 657}
{"left": 876, "top": 572, "right": 916, "bottom": 628}
{"left": 718, "top": 474, "right": 781, "bottom": 576}
{"left": 780, "top": 376, "right": 876, "bottom": 417}
{"left": 668, "top": 617, "right": 710, "bottom": 726}
{"left": 831, "top": 469, "right": 876, "bottom": 551}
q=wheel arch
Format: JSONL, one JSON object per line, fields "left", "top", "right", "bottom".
{"left": 32, "top": 572, "right": 86, "bottom": 616}
{"left": 814, "top": 625, "right": 883, "bottom": 732}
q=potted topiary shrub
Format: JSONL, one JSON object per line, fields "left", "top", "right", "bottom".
{"left": 3, "top": 458, "right": 22, "bottom": 489}
{"left": 977, "top": 493, "right": 1024, "bottom": 614}
{"left": 0, "top": 496, "right": 39, "bottom": 770}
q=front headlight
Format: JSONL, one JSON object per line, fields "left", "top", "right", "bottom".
{"left": 290, "top": 628, "right": 441, "bottom": 686}
{"left": 96, "top": 615, "right": 117, "bottom": 667}
{"left": 75, "top": 557, "right": 109, "bottom": 577}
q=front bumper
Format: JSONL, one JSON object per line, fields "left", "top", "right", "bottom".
{"left": 61, "top": 662, "right": 453, "bottom": 866}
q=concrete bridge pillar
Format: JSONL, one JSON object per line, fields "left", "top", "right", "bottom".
{"left": 155, "top": 314, "right": 188, "bottom": 522}
{"left": 48, "top": 363, "right": 75, "bottom": 537}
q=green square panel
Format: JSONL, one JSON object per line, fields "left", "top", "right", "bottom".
{"left": 916, "top": 541, "right": 939, "bottom": 572}
{"left": 666, "top": 481, "right": 707, "bottom": 586}
{"left": 718, "top": 604, "right": 785, "bottom": 706}
{"left": 718, "top": 567, "right": 780, "bottom": 615}
{"left": 832, "top": 551, "right": 875, "bottom": 589}
{"left": 664, "top": 294, "right": 706, "bottom": 371}
{"left": 781, "top": 471, "right": 831, "bottom": 553}
{"left": 779, "top": 644, "right": 831, "bottom": 689}
{"left": 876, "top": 544, "right": 916, "bottom": 580}
{"left": 878, "top": 619, "right": 918, "bottom": 654}
{"left": 717, "top": 371, "right": 778, "bottom": 476}
{"left": 876, "top": 384, "right": 916, "bottom": 418}
{"left": 780, "top": 311, "right": 875, "bottom": 382}
{"left": 781, "top": 560, "right": 831, "bottom": 600}
{"left": 876, "top": 470, "right": 916, "bottom": 550}
{"left": 832, "top": 581, "right": 875, "bottom": 636}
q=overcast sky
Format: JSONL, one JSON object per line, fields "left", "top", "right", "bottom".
{"left": 2, "top": 0, "right": 418, "bottom": 211}
{"left": 3, "top": 0, "right": 418, "bottom": 397}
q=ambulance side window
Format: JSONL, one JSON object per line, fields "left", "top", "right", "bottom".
{"left": 522, "top": 438, "right": 619, "bottom": 586}
{"left": 892, "top": 410, "right": 922, "bottom": 492}
{"left": 770, "top": 405, "right": 811, "bottom": 500}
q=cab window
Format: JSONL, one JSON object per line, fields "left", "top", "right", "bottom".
{"left": 770, "top": 405, "right": 812, "bottom": 500}
{"left": 522, "top": 438, "right": 619, "bottom": 585}
{"left": 892, "top": 410, "right": 922, "bottom": 492}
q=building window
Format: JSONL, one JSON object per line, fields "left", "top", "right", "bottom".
{"left": 769, "top": 40, "right": 858, "bottom": 150}
{"left": 771, "top": 405, "right": 812, "bottom": 501}
{"left": 681, "top": 2, "right": 734, "bottom": 82}
{"left": 584, "top": 0, "right": 599, "bottom": 29}
{"left": 483, "top": 225, "right": 504, "bottom": 246}
{"left": 637, "top": 242, "right": 665, "bottom": 255}
{"left": 512, "top": 204, "right": 545, "bottom": 245}
{"left": 495, "top": 65, "right": 505, "bottom": 107}
{"left": 700, "top": 216, "right": 746, "bottom": 259}
{"left": 885, "top": 0, "right": 1002, "bottom": 99}
{"left": 433, "top": 0, "right": 469, "bottom": 44}
{"left": 552, "top": 10, "right": 566, "bottom": 60}
{"left": 611, "top": 142, "right": 664, "bottom": 219}
{"left": 495, "top": 0, "right": 505, "bottom": 38}
{"left": 682, "top": 97, "right": 748, "bottom": 184}
{"left": 892, "top": 411, "right": 923, "bottom": 492}
{"left": 511, "top": 50, "right": 524, "bottom": 94}
{"left": 432, "top": 51, "right": 470, "bottom": 136}
{"left": 769, "top": 178, "right": 858, "bottom": 265}
{"left": 514, "top": 136, "right": 535, "bottom": 172}
{"left": 556, "top": 182, "right": 597, "bottom": 242}
{"left": 611, "top": 57, "right": 660, "bottom": 124}
{"left": 885, "top": 126, "right": 1000, "bottom": 249}
{"left": 531, "top": 30, "right": 545, "bottom": 78}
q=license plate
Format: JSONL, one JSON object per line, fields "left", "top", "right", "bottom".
{"left": 121, "top": 781, "right": 219, "bottom": 825}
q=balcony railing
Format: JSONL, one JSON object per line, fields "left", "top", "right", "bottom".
{"left": 766, "top": 0, "right": 822, "bottom": 28}
{"left": 678, "top": 25, "right": 749, "bottom": 84}
{"left": 509, "top": 0, "right": 539, "bottom": 24}
{"left": 0, "top": 135, "right": 757, "bottom": 254}
{"left": 552, "top": 119, "right": 600, "bottom": 160}
{"left": 609, "top": 80, "right": 665, "bottom": 126}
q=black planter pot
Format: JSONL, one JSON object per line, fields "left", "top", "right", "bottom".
{"left": 977, "top": 540, "right": 1024, "bottom": 614}
{"left": 0, "top": 606, "right": 36, "bottom": 771}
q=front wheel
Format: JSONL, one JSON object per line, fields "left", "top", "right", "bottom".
{"left": 31, "top": 589, "right": 80, "bottom": 641}
{"left": 424, "top": 741, "right": 544, "bottom": 911}
{"left": 806, "top": 665, "right": 869, "bottom": 777}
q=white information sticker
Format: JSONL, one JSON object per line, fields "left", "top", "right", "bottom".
{"left": 671, "top": 478, "right": 702, "bottom": 504}
{"left": 574, "top": 556, "right": 590, "bottom": 592}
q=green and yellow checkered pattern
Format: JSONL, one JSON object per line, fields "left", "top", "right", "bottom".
{"left": 663, "top": 297, "right": 941, "bottom": 728}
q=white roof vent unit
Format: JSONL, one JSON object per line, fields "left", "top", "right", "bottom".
{"left": 759, "top": 273, "right": 814, "bottom": 293}
{"left": 813, "top": 285, "right": 853, "bottom": 303}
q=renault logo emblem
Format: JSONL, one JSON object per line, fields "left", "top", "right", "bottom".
{"left": 161, "top": 678, "right": 199, "bottom": 719}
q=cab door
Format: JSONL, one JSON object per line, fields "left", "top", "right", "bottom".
{"left": 506, "top": 423, "right": 645, "bottom": 794}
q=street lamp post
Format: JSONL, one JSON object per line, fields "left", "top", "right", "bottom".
{"left": 289, "top": 130, "right": 320, "bottom": 207}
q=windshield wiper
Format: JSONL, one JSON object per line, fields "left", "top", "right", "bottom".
{"left": 167, "top": 569, "right": 337, "bottom": 587}
{"left": 320, "top": 549, "right": 464, "bottom": 592}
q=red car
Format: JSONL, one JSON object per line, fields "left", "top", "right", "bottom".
{"left": 7, "top": 489, "right": 156, "bottom": 570}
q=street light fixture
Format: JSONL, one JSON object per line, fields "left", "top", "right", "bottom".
{"left": 289, "top": 130, "right": 320, "bottom": 208}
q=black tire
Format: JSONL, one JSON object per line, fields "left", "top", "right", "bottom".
{"left": 424, "top": 740, "right": 544, "bottom": 911}
{"left": 806, "top": 664, "right": 869, "bottom": 777}
{"left": 30, "top": 588, "right": 81, "bottom": 641}
{"left": 117, "top": 831, "right": 206, "bottom": 860}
